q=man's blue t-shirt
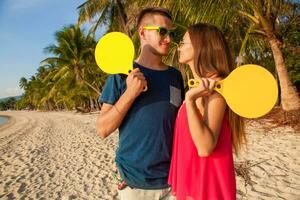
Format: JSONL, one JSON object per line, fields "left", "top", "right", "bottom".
{"left": 99, "top": 62, "right": 184, "bottom": 189}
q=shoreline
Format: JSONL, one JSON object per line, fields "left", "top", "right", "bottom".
{"left": 0, "top": 114, "right": 15, "bottom": 131}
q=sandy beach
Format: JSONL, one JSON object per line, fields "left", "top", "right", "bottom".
{"left": 0, "top": 111, "right": 299, "bottom": 200}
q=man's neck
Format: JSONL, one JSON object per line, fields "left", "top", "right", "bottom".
{"left": 135, "top": 50, "right": 168, "bottom": 71}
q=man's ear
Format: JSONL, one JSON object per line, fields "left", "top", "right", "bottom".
{"left": 138, "top": 27, "right": 146, "bottom": 40}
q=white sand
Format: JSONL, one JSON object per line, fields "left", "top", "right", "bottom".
{"left": 235, "top": 119, "right": 300, "bottom": 200}
{"left": 0, "top": 111, "right": 299, "bottom": 200}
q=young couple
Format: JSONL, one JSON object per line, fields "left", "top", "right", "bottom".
{"left": 96, "top": 7, "right": 245, "bottom": 200}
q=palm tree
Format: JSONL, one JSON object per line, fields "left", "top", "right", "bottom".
{"left": 237, "top": 0, "right": 300, "bottom": 111}
{"left": 77, "top": 0, "right": 138, "bottom": 36}
{"left": 18, "top": 26, "right": 105, "bottom": 111}
{"left": 42, "top": 25, "right": 101, "bottom": 96}
{"left": 19, "top": 77, "right": 28, "bottom": 90}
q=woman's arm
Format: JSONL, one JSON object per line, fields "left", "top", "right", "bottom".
{"left": 185, "top": 78, "right": 227, "bottom": 157}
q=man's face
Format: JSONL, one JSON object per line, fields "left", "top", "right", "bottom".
{"left": 139, "top": 14, "right": 174, "bottom": 56}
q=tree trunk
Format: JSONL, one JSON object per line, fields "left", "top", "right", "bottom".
{"left": 96, "top": 100, "right": 101, "bottom": 110}
{"left": 64, "top": 101, "right": 68, "bottom": 110}
{"left": 89, "top": 96, "right": 94, "bottom": 110}
{"left": 81, "top": 78, "right": 101, "bottom": 96}
{"left": 268, "top": 38, "right": 300, "bottom": 111}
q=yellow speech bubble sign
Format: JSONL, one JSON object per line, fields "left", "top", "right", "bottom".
{"left": 188, "top": 64, "right": 278, "bottom": 118}
{"left": 95, "top": 32, "right": 135, "bottom": 75}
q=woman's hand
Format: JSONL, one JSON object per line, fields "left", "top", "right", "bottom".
{"left": 186, "top": 78, "right": 216, "bottom": 102}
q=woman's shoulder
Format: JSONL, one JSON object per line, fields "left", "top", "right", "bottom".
{"left": 208, "top": 92, "right": 226, "bottom": 106}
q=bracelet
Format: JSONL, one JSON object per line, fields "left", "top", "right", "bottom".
{"left": 114, "top": 105, "right": 121, "bottom": 114}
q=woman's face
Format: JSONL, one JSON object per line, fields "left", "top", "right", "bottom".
{"left": 178, "top": 32, "right": 194, "bottom": 65}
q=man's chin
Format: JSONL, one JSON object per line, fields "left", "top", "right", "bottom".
{"left": 159, "top": 46, "right": 170, "bottom": 54}
{"left": 154, "top": 51, "right": 168, "bottom": 56}
{"left": 159, "top": 49, "right": 169, "bottom": 56}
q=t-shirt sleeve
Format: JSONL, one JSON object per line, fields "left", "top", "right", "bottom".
{"left": 98, "top": 75, "right": 125, "bottom": 105}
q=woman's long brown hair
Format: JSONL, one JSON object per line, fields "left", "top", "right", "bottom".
{"left": 188, "top": 23, "right": 246, "bottom": 154}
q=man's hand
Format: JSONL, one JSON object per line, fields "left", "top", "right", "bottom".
{"left": 125, "top": 68, "right": 147, "bottom": 99}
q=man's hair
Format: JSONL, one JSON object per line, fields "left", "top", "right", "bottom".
{"left": 136, "top": 7, "right": 172, "bottom": 29}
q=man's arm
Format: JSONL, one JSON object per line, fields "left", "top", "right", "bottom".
{"left": 96, "top": 91, "right": 136, "bottom": 138}
{"left": 96, "top": 68, "right": 147, "bottom": 138}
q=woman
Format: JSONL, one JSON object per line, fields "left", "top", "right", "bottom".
{"left": 168, "top": 23, "right": 246, "bottom": 200}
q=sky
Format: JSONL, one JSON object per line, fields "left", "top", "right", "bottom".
{"left": 0, "top": 0, "right": 93, "bottom": 98}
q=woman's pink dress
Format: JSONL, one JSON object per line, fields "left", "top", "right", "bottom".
{"left": 168, "top": 102, "right": 236, "bottom": 200}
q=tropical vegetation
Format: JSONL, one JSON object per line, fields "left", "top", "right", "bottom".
{"left": 3, "top": 0, "right": 298, "bottom": 112}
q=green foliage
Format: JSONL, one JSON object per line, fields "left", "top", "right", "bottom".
{"left": 18, "top": 0, "right": 300, "bottom": 111}
{"left": 0, "top": 98, "right": 17, "bottom": 110}
{"left": 284, "top": 49, "right": 300, "bottom": 91}
{"left": 280, "top": 3, "right": 300, "bottom": 91}
{"left": 19, "top": 25, "right": 107, "bottom": 110}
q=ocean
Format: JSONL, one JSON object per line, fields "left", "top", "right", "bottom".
{"left": 0, "top": 116, "right": 9, "bottom": 126}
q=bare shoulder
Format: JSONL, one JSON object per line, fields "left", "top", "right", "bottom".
{"left": 207, "top": 90, "right": 226, "bottom": 109}
{"left": 209, "top": 92, "right": 226, "bottom": 104}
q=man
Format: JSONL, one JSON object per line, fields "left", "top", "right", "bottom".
{"left": 97, "top": 7, "right": 184, "bottom": 200}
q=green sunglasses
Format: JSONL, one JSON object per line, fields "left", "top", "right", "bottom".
{"left": 143, "top": 26, "right": 176, "bottom": 39}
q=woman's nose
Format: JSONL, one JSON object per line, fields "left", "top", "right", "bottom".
{"left": 177, "top": 46, "right": 181, "bottom": 52}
